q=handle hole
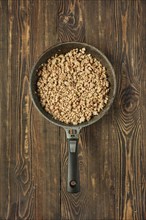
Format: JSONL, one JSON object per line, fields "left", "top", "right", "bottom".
{"left": 70, "top": 180, "right": 77, "bottom": 187}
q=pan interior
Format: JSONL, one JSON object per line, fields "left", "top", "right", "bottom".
{"left": 30, "top": 42, "right": 116, "bottom": 129}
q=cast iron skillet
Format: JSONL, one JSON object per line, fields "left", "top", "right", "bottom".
{"left": 30, "top": 42, "right": 116, "bottom": 193}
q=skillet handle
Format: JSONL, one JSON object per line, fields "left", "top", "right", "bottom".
{"left": 67, "top": 138, "right": 80, "bottom": 193}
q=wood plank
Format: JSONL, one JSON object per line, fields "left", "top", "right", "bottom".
{"left": 29, "top": 0, "right": 60, "bottom": 219}
{"left": 5, "top": 0, "right": 36, "bottom": 219}
{"left": 0, "top": 0, "right": 9, "bottom": 219}
{"left": 84, "top": 1, "right": 117, "bottom": 219}
{"left": 57, "top": 0, "right": 89, "bottom": 220}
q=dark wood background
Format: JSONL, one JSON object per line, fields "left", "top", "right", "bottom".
{"left": 0, "top": 0, "right": 146, "bottom": 219}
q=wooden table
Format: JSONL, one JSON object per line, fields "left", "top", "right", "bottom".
{"left": 0, "top": 0, "right": 146, "bottom": 219}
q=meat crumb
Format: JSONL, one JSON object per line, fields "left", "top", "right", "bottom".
{"left": 37, "top": 48, "right": 110, "bottom": 125}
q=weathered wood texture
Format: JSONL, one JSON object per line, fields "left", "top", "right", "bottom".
{"left": 0, "top": 0, "right": 146, "bottom": 219}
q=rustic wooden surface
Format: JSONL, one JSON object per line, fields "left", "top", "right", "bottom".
{"left": 0, "top": 0, "right": 146, "bottom": 219}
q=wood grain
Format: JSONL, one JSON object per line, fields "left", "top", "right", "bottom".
{"left": 0, "top": 0, "right": 9, "bottom": 218}
{"left": 58, "top": 0, "right": 85, "bottom": 43}
{"left": 30, "top": 1, "right": 60, "bottom": 219}
{"left": 0, "top": 0, "right": 146, "bottom": 219}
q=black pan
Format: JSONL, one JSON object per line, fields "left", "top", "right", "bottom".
{"left": 30, "top": 42, "right": 116, "bottom": 193}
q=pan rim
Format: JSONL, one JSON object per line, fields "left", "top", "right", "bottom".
{"left": 30, "top": 41, "right": 117, "bottom": 129}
